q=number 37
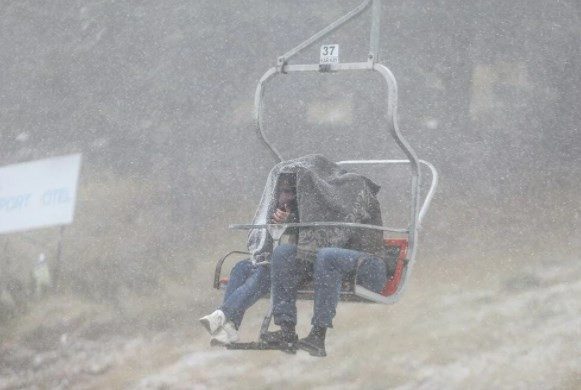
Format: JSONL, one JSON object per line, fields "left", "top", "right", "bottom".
{"left": 322, "top": 45, "right": 336, "bottom": 55}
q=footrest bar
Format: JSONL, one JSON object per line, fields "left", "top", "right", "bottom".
{"left": 225, "top": 341, "right": 297, "bottom": 354}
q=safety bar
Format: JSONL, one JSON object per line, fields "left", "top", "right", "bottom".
{"left": 229, "top": 222, "right": 408, "bottom": 234}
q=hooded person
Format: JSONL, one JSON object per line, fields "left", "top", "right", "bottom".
{"left": 257, "top": 155, "right": 389, "bottom": 356}
{"left": 199, "top": 173, "right": 298, "bottom": 345}
{"left": 248, "top": 155, "right": 384, "bottom": 263}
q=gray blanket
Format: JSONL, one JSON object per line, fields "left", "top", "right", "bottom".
{"left": 248, "top": 154, "right": 385, "bottom": 263}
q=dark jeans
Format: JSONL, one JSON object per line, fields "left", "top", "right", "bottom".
{"left": 271, "top": 244, "right": 387, "bottom": 328}
{"left": 219, "top": 259, "right": 270, "bottom": 329}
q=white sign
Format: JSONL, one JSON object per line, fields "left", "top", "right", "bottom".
{"left": 320, "top": 44, "right": 339, "bottom": 65}
{"left": 0, "top": 153, "right": 82, "bottom": 234}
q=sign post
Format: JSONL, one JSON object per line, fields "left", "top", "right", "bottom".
{"left": 0, "top": 154, "right": 82, "bottom": 292}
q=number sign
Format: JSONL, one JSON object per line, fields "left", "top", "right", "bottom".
{"left": 320, "top": 44, "right": 339, "bottom": 65}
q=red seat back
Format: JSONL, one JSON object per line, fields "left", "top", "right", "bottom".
{"left": 380, "top": 238, "right": 408, "bottom": 296}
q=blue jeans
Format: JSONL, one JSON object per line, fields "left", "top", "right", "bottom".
{"left": 271, "top": 244, "right": 387, "bottom": 328}
{"left": 219, "top": 259, "right": 271, "bottom": 329}
{"left": 313, "top": 247, "right": 387, "bottom": 328}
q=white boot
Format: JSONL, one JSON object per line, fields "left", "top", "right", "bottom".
{"left": 210, "top": 321, "right": 239, "bottom": 345}
{"left": 199, "top": 310, "right": 225, "bottom": 335}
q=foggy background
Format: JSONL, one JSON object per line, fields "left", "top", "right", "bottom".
{"left": 1, "top": 1, "right": 580, "bottom": 389}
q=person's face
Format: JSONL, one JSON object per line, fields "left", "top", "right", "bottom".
{"left": 277, "top": 180, "right": 296, "bottom": 210}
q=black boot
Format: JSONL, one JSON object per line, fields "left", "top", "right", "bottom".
{"left": 298, "top": 326, "right": 327, "bottom": 357}
{"left": 260, "top": 323, "right": 298, "bottom": 352}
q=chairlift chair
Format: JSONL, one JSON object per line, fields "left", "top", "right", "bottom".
{"left": 212, "top": 0, "right": 438, "bottom": 351}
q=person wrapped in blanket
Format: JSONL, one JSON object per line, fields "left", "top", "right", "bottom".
{"left": 199, "top": 173, "right": 298, "bottom": 345}
{"left": 256, "top": 155, "right": 390, "bottom": 357}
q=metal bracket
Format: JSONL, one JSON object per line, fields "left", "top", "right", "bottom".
{"left": 276, "top": 56, "right": 286, "bottom": 74}
{"left": 276, "top": 0, "right": 380, "bottom": 71}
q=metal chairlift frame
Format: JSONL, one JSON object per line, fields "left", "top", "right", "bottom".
{"left": 214, "top": 0, "right": 438, "bottom": 350}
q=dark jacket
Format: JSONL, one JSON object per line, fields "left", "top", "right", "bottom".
{"left": 248, "top": 155, "right": 385, "bottom": 263}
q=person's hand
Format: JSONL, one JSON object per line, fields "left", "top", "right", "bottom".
{"left": 272, "top": 204, "right": 291, "bottom": 224}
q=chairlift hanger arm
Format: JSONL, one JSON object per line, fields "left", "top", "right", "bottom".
{"left": 255, "top": 0, "right": 383, "bottom": 162}
{"left": 276, "top": 0, "right": 379, "bottom": 71}
{"left": 246, "top": 0, "right": 436, "bottom": 306}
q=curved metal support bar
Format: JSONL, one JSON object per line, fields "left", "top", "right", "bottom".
{"left": 277, "top": 0, "right": 372, "bottom": 69}
{"left": 372, "top": 63, "right": 421, "bottom": 281}
{"left": 254, "top": 67, "right": 283, "bottom": 162}
{"left": 354, "top": 284, "right": 400, "bottom": 304}
{"left": 371, "top": 64, "right": 421, "bottom": 304}
{"left": 337, "top": 159, "right": 439, "bottom": 226}
{"left": 372, "top": 65, "right": 420, "bottom": 175}
{"left": 213, "top": 250, "right": 250, "bottom": 289}
{"left": 417, "top": 160, "right": 438, "bottom": 225}
{"left": 230, "top": 222, "right": 408, "bottom": 234}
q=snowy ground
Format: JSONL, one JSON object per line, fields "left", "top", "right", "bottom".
{"left": 2, "top": 254, "right": 580, "bottom": 389}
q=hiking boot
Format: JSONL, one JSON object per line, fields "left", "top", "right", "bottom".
{"left": 298, "top": 332, "right": 326, "bottom": 357}
{"left": 199, "top": 309, "right": 225, "bottom": 335}
{"left": 210, "top": 321, "right": 239, "bottom": 346}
